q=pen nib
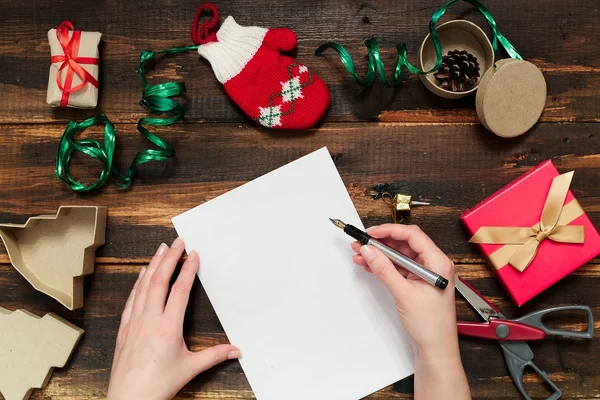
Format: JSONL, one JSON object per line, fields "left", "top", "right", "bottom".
{"left": 329, "top": 218, "right": 346, "bottom": 230}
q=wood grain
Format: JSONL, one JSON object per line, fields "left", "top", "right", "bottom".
{"left": 1, "top": 0, "right": 600, "bottom": 398}
{"left": 0, "top": 262, "right": 598, "bottom": 400}
{"left": 1, "top": 0, "right": 599, "bottom": 124}
{"left": 0, "top": 121, "right": 598, "bottom": 398}
{"left": 0, "top": 122, "right": 598, "bottom": 263}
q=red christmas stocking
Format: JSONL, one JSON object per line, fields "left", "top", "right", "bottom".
{"left": 192, "top": 4, "right": 330, "bottom": 129}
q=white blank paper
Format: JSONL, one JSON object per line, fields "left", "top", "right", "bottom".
{"left": 172, "top": 147, "right": 414, "bottom": 400}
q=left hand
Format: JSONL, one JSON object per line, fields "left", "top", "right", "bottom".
{"left": 107, "top": 238, "right": 241, "bottom": 400}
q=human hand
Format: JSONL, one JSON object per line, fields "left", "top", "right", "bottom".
{"left": 352, "top": 224, "right": 470, "bottom": 399}
{"left": 107, "top": 238, "right": 241, "bottom": 400}
{"left": 351, "top": 224, "right": 458, "bottom": 361}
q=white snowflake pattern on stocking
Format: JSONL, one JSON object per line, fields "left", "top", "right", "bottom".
{"left": 298, "top": 65, "right": 308, "bottom": 74}
{"left": 280, "top": 76, "right": 304, "bottom": 103}
{"left": 258, "top": 105, "right": 283, "bottom": 128}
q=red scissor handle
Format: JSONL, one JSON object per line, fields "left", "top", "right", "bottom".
{"left": 457, "top": 319, "right": 546, "bottom": 341}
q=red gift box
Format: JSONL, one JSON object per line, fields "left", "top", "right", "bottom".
{"left": 461, "top": 160, "right": 600, "bottom": 306}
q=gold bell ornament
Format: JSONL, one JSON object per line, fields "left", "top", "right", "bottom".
{"left": 382, "top": 193, "right": 431, "bottom": 223}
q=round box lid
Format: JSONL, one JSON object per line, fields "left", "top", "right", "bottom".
{"left": 476, "top": 59, "right": 546, "bottom": 138}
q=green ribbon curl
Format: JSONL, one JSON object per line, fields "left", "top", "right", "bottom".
{"left": 56, "top": 45, "right": 199, "bottom": 192}
{"left": 315, "top": 0, "right": 522, "bottom": 87}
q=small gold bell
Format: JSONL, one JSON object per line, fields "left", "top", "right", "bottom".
{"left": 392, "top": 194, "right": 431, "bottom": 212}
{"left": 382, "top": 193, "right": 431, "bottom": 223}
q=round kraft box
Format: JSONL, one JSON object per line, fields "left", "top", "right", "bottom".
{"left": 418, "top": 20, "right": 494, "bottom": 99}
{"left": 475, "top": 58, "right": 518, "bottom": 130}
{"left": 476, "top": 59, "right": 547, "bottom": 138}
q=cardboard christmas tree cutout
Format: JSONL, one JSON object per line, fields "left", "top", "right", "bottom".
{"left": 0, "top": 206, "right": 107, "bottom": 310}
{"left": 0, "top": 307, "right": 84, "bottom": 400}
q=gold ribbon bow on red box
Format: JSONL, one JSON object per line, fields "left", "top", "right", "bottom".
{"left": 50, "top": 21, "right": 99, "bottom": 107}
{"left": 469, "top": 171, "right": 585, "bottom": 272}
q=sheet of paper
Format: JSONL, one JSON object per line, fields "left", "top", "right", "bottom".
{"left": 172, "top": 147, "right": 414, "bottom": 400}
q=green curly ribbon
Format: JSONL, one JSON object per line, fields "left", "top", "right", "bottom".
{"left": 315, "top": 0, "right": 522, "bottom": 87}
{"left": 56, "top": 45, "right": 198, "bottom": 192}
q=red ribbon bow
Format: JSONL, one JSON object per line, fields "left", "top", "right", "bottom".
{"left": 50, "top": 21, "right": 99, "bottom": 107}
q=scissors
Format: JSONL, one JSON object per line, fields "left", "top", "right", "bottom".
{"left": 454, "top": 275, "right": 594, "bottom": 400}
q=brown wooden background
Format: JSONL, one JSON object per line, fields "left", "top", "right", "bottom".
{"left": 1, "top": 0, "right": 599, "bottom": 399}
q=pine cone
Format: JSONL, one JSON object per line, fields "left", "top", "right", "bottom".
{"left": 433, "top": 49, "right": 480, "bottom": 92}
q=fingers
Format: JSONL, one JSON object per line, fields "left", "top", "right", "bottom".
{"left": 352, "top": 254, "right": 372, "bottom": 273}
{"left": 116, "top": 267, "right": 146, "bottom": 352}
{"left": 188, "top": 344, "right": 241, "bottom": 376}
{"left": 367, "top": 224, "right": 438, "bottom": 255}
{"left": 131, "top": 242, "right": 169, "bottom": 316}
{"left": 144, "top": 238, "right": 186, "bottom": 315}
{"left": 351, "top": 241, "right": 408, "bottom": 277}
{"left": 120, "top": 267, "right": 146, "bottom": 327}
{"left": 164, "top": 251, "right": 199, "bottom": 325}
{"left": 354, "top": 234, "right": 418, "bottom": 261}
{"left": 352, "top": 253, "right": 367, "bottom": 267}
{"left": 359, "top": 245, "right": 407, "bottom": 294}
{"left": 367, "top": 224, "right": 451, "bottom": 275}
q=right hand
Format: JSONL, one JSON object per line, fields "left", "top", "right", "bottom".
{"left": 351, "top": 224, "right": 459, "bottom": 362}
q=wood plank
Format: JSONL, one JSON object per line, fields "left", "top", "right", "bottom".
{"left": 0, "top": 263, "right": 598, "bottom": 399}
{"left": 1, "top": 1, "right": 599, "bottom": 399}
{"left": 0, "top": 122, "right": 598, "bottom": 263}
{"left": 1, "top": 0, "right": 599, "bottom": 124}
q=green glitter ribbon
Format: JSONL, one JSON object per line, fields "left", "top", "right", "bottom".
{"left": 315, "top": 0, "right": 522, "bottom": 87}
{"left": 55, "top": 45, "right": 198, "bottom": 192}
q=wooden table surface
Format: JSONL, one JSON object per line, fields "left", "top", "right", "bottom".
{"left": 1, "top": 1, "right": 599, "bottom": 399}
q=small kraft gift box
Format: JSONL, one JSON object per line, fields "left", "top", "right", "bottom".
{"left": 461, "top": 160, "right": 600, "bottom": 306}
{"left": 47, "top": 21, "right": 101, "bottom": 109}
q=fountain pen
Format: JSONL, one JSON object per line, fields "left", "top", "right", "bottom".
{"left": 330, "top": 218, "right": 448, "bottom": 290}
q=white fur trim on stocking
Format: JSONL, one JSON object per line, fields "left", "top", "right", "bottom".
{"left": 198, "top": 16, "right": 268, "bottom": 84}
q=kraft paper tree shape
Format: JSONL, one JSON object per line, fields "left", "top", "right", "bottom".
{"left": 0, "top": 206, "right": 107, "bottom": 310}
{"left": 0, "top": 307, "right": 84, "bottom": 400}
